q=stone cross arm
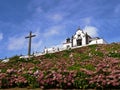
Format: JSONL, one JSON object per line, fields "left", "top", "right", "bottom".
{"left": 25, "top": 32, "right": 36, "bottom": 38}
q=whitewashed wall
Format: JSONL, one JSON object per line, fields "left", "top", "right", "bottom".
{"left": 63, "top": 43, "right": 72, "bottom": 49}
{"left": 89, "top": 39, "right": 107, "bottom": 45}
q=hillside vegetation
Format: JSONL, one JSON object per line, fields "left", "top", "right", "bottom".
{"left": 0, "top": 43, "right": 120, "bottom": 89}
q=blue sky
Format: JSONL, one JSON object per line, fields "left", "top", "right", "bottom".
{"left": 0, "top": 0, "right": 120, "bottom": 59}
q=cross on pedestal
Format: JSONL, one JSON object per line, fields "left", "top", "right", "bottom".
{"left": 25, "top": 31, "right": 36, "bottom": 57}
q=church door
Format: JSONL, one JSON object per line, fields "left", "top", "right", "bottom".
{"left": 77, "top": 39, "right": 82, "bottom": 46}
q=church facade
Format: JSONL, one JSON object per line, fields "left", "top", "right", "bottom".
{"left": 63, "top": 27, "right": 107, "bottom": 49}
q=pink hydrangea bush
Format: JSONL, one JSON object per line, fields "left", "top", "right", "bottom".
{"left": 37, "top": 70, "right": 76, "bottom": 89}
{"left": 83, "top": 57, "right": 120, "bottom": 89}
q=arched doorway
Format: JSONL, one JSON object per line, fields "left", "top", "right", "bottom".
{"left": 77, "top": 39, "right": 82, "bottom": 46}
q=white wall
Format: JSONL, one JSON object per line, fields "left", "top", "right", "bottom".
{"left": 63, "top": 43, "right": 72, "bottom": 49}
{"left": 89, "top": 39, "right": 107, "bottom": 45}
{"left": 2, "top": 59, "right": 9, "bottom": 62}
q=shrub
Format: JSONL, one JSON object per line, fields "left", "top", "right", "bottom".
{"left": 84, "top": 57, "right": 120, "bottom": 89}
{"left": 92, "top": 51, "right": 104, "bottom": 57}
{"left": 74, "top": 53, "right": 90, "bottom": 61}
{"left": 80, "top": 54, "right": 90, "bottom": 61}
{"left": 68, "top": 64, "right": 81, "bottom": 70}
{"left": 15, "top": 76, "right": 28, "bottom": 88}
{"left": 83, "top": 64, "right": 95, "bottom": 71}
{"left": 37, "top": 70, "right": 76, "bottom": 89}
{"left": 62, "top": 49, "right": 73, "bottom": 58}
{"left": 45, "top": 53, "right": 57, "bottom": 59}
{"left": 10, "top": 55, "right": 19, "bottom": 61}
{"left": 88, "top": 44, "right": 97, "bottom": 49}
{"left": 18, "top": 58, "right": 27, "bottom": 62}
{"left": 74, "top": 72, "right": 89, "bottom": 89}
{"left": 0, "top": 73, "right": 9, "bottom": 88}
{"left": 1, "top": 68, "right": 7, "bottom": 73}
{"left": 108, "top": 52, "right": 120, "bottom": 58}
{"left": 1, "top": 78, "right": 9, "bottom": 88}
{"left": 8, "top": 56, "right": 20, "bottom": 65}
{"left": 23, "top": 74, "right": 39, "bottom": 88}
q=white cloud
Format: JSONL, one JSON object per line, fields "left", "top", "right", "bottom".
{"left": 0, "top": 33, "right": 3, "bottom": 41}
{"left": 83, "top": 26, "right": 98, "bottom": 37}
{"left": 32, "top": 40, "right": 42, "bottom": 51}
{"left": 48, "top": 13, "right": 63, "bottom": 21}
{"left": 114, "top": 4, "right": 120, "bottom": 13}
{"left": 32, "top": 28, "right": 41, "bottom": 37}
{"left": 35, "top": 7, "right": 43, "bottom": 13}
{"left": 44, "top": 26, "right": 62, "bottom": 37}
{"left": 83, "top": 17, "right": 91, "bottom": 25}
{"left": 8, "top": 36, "right": 26, "bottom": 50}
{"left": 32, "top": 30, "right": 43, "bottom": 51}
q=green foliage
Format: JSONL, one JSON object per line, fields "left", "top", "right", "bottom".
{"left": 74, "top": 72, "right": 89, "bottom": 89}
{"left": 1, "top": 68, "right": 7, "bottom": 73}
{"left": 83, "top": 64, "right": 95, "bottom": 71}
{"left": 80, "top": 54, "right": 90, "bottom": 61}
{"left": 108, "top": 52, "right": 120, "bottom": 58}
{"left": 68, "top": 63, "right": 95, "bottom": 71}
{"left": 88, "top": 44, "right": 104, "bottom": 57}
{"left": 19, "top": 58, "right": 28, "bottom": 62}
{"left": 88, "top": 44, "right": 97, "bottom": 49}
{"left": 106, "top": 43, "right": 120, "bottom": 52}
{"left": 96, "top": 51, "right": 104, "bottom": 57}
{"left": 45, "top": 53, "right": 57, "bottom": 59}
{"left": 51, "top": 67, "right": 58, "bottom": 71}
{"left": 68, "top": 64, "right": 81, "bottom": 70}
{"left": 64, "top": 49, "right": 73, "bottom": 53}
{"left": 10, "top": 55, "right": 19, "bottom": 61}
{"left": 1, "top": 78, "right": 9, "bottom": 88}
{"left": 18, "top": 57, "right": 38, "bottom": 63}
{"left": 23, "top": 74, "right": 39, "bottom": 88}
{"left": 62, "top": 53, "right": 69, "bottom": 58}
{"left": 32, "top": 60, "right": 40, "bottom": 64}
{"left": 74, "top": 53, "right": 79, "bottom": 58}
{"left": 92, "top": 51, "right": 104, "bottom": 57}
{"left": 62, "top": 49, "right": 72, "bottom": 58}
{"left": 9, "top": 55, "right": 20, "bottom": 64}
{"left": 89, "top": 46, "right": 104, "bottom": 57}
{"left": 16, "top": 82, "right": 26, "bottom": 88}
{"left": 33, "top": 67, "right": 38, "bottom": 72}
{"left": 74, "top": 53, "right": 90, "bottom": 61}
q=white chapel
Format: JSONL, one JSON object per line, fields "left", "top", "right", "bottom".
{"left": 63, "top": 27, "right": 107, "bottom": 49}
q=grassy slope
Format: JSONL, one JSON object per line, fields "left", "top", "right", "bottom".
{"left": 0, "top": 43, "right": 120, "bottom": 88}
{"left": 1, "top": 43, "right": 120, "bottom": 73}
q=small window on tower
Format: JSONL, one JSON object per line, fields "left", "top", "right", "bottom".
{"left": 78, "top": 34, "right": 81, "bottom": 39}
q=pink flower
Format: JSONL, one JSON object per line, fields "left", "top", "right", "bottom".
{"left": 67, "top": 82, "right": 71, "bottom": 86}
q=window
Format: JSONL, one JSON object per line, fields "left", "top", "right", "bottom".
{"left": 67, "top": 45, "right": 70, "bottom": 49}
{"left": 78, "top": 34, "right": 81, "bottom": 39}
{"left": 78, "top": 35, "right": 80, "bottom": 37}
{"left": 77, "top": 39, "right": 82, "bottom": 46}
